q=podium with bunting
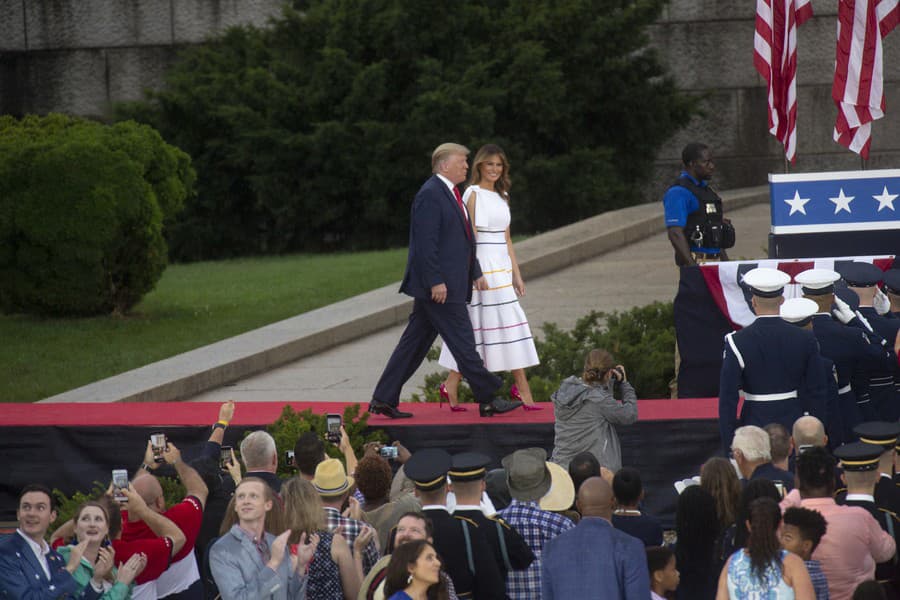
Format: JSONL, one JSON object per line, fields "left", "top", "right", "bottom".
{"left": 768, "top": 169, "right": 900, "bottom": 258}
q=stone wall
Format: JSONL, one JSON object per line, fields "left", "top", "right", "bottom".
{"left": 2, "top": 0, "right": 897, "bottom": 200}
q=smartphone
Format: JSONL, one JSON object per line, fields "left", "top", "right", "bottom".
{"left": 326, "top": 414, "right": 342, "bottom": 444}
{"left": 112, "top": 469, "right": 129, "bottom": 501}
{"left": 284, "top": 450, "right": 295, "bottom": 466}
{"left": 379, "top": 446, "right": 398, "bottom": 460}
{"left": 150, "top": 432, "right": 167, "bottom": 464}
{"left": 220, "top": 446, "right": 232, "bottom": 470}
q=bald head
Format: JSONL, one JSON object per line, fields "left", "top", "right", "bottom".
{"left": 792, "top": 416, "right": 826, "bottom": 449}
{"left": 131, "top": 473, "right": 164, "bottom": 514}
{"left": 576, "top": 476, "right": 614, "bottom": 519}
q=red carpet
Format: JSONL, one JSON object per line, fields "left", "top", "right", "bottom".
{"left": 1, "top": 398, "right": 718, "bottom": 427}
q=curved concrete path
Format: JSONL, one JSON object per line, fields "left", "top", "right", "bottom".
{"left": 186, "top": 197, "right": 771, "bottom": 404}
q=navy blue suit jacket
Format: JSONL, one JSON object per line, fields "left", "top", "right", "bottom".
{"left": 0, "top": 531, "right": 93, "bottom": 599}
{"left": 400, "top": 175, "right": 481, "bottom": 304}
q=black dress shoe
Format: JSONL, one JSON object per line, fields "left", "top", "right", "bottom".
{"left": 479, "top": 397, "right": 523, "bottom": 417}
{"left": 368, "top": 400, "right": 413, "bottom": 419}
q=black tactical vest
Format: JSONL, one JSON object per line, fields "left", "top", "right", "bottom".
{"left": 673, "top": 176, "right": 733, "bottom": 251}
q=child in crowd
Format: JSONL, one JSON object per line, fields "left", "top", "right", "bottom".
{"left": 781, "top": 507, "right": 829, "bottom": 600}
{"left": 611, "top": 467, "right": 663, "bottom": 546}
{"left": 647, "top": 546, "right": 680, "bottom": 600}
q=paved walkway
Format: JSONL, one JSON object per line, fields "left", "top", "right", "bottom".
{"left": 187, "top": 201, "right": 771, "bottom": 403}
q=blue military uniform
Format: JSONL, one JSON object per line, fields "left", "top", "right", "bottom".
{"left": 719, "top": 270, "right": 827, "bottom": 453}
{"left": 838, "top": 263, "right": 900, "bottom": 421}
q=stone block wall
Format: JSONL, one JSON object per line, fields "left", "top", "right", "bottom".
{"left": 2, "top": 0, "right": 897, "bottom": 204}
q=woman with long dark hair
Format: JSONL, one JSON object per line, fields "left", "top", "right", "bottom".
{"left": 437, "top": 144, "right": 541, "bottom": 410}
{"left": 383, "top": 539, "right": 448, "bottom": 600}
{"left": 716, "top": 497, "right": 814, "bottom": 600}
{"left": 675, "top": 486, "right": 720, "bottom": 600}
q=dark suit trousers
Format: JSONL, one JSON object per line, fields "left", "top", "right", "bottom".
{"left": 373, "top": 298, "right": 502, "bottom": 405}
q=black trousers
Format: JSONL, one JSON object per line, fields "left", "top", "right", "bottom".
{"left": 373, "top": 298, "right": 502, "bottom": 405}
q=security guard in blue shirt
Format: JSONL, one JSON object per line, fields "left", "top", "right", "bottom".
{"left": 837, "top": 263, "right": 900, "bottom": 421}
{"left": 719, "top": 268, "right": 828, "bottom": 454}
{"left": 662, "top": 142, "right": 734, "bottom": 266}
{"left": 797, "top": 269, "right": 897, "bottom": 437}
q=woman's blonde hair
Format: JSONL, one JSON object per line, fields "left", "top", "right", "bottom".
{"left": 582, "top": 349, "right": 614, "bottom": 384}
{"left": 281, "top": 476, "right": 326, "bottom": 544}
{"left": 219, "top": 477, "right": 285, "bottom": 536}
{"left": 469, "top": 144, "right": 511, "bottom": 199}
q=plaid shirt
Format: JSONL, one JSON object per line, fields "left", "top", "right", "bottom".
{"left": 323, "top": 506, "right": 380, "bottom": 574}
{"left": 497, "top": 499, "right": 576, "bottom": 600}
{"left": 805, "top": 559, "right": 829, "bottom": 600}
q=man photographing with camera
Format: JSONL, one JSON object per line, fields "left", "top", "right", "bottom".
{"left": 663, "top": 142, "right": 733, "bottom": 267}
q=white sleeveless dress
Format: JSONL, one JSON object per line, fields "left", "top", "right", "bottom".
{"left": 438, "top": 185, "right": 540, "bottom": 372}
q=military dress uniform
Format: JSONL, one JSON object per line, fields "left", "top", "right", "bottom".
{"left": 855, "top": 422, "right": 900, "bottom": 516}
{"left": 834, "top": 441, "right": 900, "bottom": 595}
{"left": 449, "top": 453, "right": 535, "bottom": 579}
{"left": 719, "top": 269, "right": 827, "bottom": 452}
{"left": 405, "top": 449, "right": 506, "bottom": 600}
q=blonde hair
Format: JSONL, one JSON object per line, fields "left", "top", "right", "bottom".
{"left": 431, "top": 143, "right": 469, "bottom": 173}
{"left": 469, "top": 144, "right": 511, "bottom": 199}
{"left": 219, "top": 477, "right": 285, "bottom": 536}
{"left": 281, "top": 476, "right": 326, "bottom": 544}
{"left": 582, "top": 349, "right": 614, "bottom": 384}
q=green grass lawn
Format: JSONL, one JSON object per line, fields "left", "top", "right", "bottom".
{"left": 1, "top": 249, "right": 408, "bottom": 403}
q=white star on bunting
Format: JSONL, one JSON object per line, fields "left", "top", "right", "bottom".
{"left": 829, "top": 188, "right": 854, "bottom": 214}
{"left": 873, "top": 186, "right": 898, "bottom": 212}
{"left": 784, "top": 190, "right": 811, "bottom": 216}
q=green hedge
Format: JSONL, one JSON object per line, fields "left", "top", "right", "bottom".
{"left": 413, "top": 302, "right": 676, "bottom": 403}
{"left": 117, "top": 0, "right": 695, "bottom": 260}
{"left": 0, "top": 114, "right": 194, "bottom": 316}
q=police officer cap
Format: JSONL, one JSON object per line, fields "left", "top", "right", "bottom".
{"left": 882, "top": 269, "right": 900, "bottom": 295}
{"left": 852, "top": 421, "right": 900, "bottom": 451}
{"left": 449, "top": 452, "right": 491, "bottom": 482}
{"left": 780, "top": 297, "right": 818, "bottom": 326}
{"left": 795, "top": 269, "right": 840, "bottom": 296}
{"left": 834, "top": 286, "right": 860, "bottom": 311}
{"left": 742, "top": 268, "right": 791, "bottom": 297}
{"left": 837, "top": 262, "right": 884, "bottom": 288}
{"left": 833, "top": 442, "right": 882, "bottom": 472}
{"left": 404, "top": 448, "right": 451, "bottom": 491}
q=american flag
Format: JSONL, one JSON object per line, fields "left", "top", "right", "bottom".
{"left": 754, "top": 0, "right": 814, "bottom": 163}
{"left": 833, "top": 0, "right": 900, "bottom": 158}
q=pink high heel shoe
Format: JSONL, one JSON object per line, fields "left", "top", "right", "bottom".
{"left": 511, "top": 384, "right": 544, "bottom": 411}
{"left": 439, "top": 383, "right": 467, "bottom": 412}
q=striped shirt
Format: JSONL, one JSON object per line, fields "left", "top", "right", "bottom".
{"left": 805, "top": 559, "right": 829, "bottom": 600}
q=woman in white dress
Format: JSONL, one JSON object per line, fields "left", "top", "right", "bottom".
{"left": 437, "top": 144, "right": 541, "bottom": 410}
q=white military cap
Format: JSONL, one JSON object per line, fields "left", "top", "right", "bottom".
{"left": 795, "top": 269, "right": 840, "bottom": 295}
{"left": 780, "top": 297, "right": 818, "bottom": 325}
{"left": 742, "top": 268, "right": 790, "bottom": 297}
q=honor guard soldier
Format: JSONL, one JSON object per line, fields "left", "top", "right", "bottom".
{"left": 798, "top": 268, "right": 897, "bottom": 436}
{"left": 449, "top": 452, "right": 535, "bottom": 578}
{"left": 781, "top": 298, "right": 843, "bottom": 447}
{"left": 853, "top": 422, "right": 900, "bottom": 516}
{"left": 833, "top": 441, "right": 900, "bottom": 595}
{"left": 404, "top": 448, "right": 505, "bottom": 600}
{"left": 718, "top": 268, "right": 828, "bottom": 454}
{"left": 837, "top": 262, "right": 900, "bottom": 421}
{"left": 882, "top": 270, "right": 900, "bottom": 318}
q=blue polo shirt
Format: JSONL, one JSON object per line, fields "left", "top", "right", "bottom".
{"left": 663, "top": 172, "right": 720, "bottom": 253}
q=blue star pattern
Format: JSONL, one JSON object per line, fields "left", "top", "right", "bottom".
{"left": 770, "top": 169, "right": 900, "bottom": 233}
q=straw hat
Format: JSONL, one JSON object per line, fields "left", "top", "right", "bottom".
{"left": 312, "top": 458, "right": 354, "bottom": 497}
{"left": 539, "top": 462, "right": 576, "bottom": 512}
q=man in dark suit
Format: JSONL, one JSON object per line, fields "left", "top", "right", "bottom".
{"left": 369, "top": 143, "right": 522, "bottom": 418}
{"left": 0, "top": 484, "right": 91, "bottom": 599}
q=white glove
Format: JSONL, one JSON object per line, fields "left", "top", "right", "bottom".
{"left": 832, "top": 296, "right": 855, "bottom": 325}
{"left": 874, "top": 288, "right": 891, "bottom": 315}
{"left": 855, "top": 310, "right": 875, "bottom": 333}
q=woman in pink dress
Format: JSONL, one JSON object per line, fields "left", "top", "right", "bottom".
{"left": 437, "top": 144, "right": 541, "bottom": 410}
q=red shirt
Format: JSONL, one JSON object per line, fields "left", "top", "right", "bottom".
{"left": 112, "top": 536, "right": 174, "bottom": 583}
{"left": 122, "top": 495, "right": 204, "bottom": 562}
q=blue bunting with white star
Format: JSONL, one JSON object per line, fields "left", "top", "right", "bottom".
{"left": 769, "top": 169, "right": 900, "bottom": 234}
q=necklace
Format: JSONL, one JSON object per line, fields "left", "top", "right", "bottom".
{"left": 614, "top": 508, "right": 641, "bottom": 516}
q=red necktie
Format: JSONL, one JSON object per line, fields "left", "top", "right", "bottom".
{"left": 454, "top": 187, "right": 471, "bottom": 239}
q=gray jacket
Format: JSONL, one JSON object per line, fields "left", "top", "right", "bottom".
{"left": 209, "top": 525, "right": 307, "bottom": 600}
{"left": 549, "top": 376, "right": 638, "bottom": 472}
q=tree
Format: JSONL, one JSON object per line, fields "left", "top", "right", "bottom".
{"left": 119, "top": 0, "right": 694, "bottom": 260}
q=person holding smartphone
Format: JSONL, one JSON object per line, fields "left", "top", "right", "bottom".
{"left": 549, "top": 349, "right": 638, "bottom": 473}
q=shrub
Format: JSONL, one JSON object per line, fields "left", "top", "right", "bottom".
{"left": 118, "top": 0, "right": 695, "bottom": 260}
{"left": 0, "top": 114, "right": 194, "bottom": 316}
{"left": 412, "top": 302, "right": 675, "bottom": 402}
